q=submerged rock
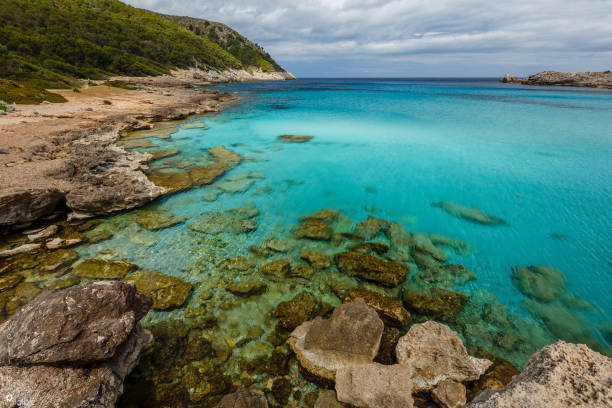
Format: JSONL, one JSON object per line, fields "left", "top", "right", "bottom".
{"left": 344, "top": 286, "right": 410, "bottom": 327}
{"left": 315, "top": 390, "right": 347, "bottom": 408}
{"left": 26, "top": 225, "right": 58, "bottom": 241}
{"left": 299, "top": 209, "right": 339, "bottom": 223}
{"left": 383, "top": 222, "right": 414, "bottom": 262}
{"left": 134, "top": 209, "right": 186, "bottom": 230}
{"left": 0, "top": 281, "right": 151, "bottom": 365}
{"left": 427, "top": 233, "right": 471, "bottom": 256}
{"left": 41, "top": 249, "right": 79, "bottom": 272}
{"left": 226, "top": 280, "right": 267, "bottom": 297}
{"left": 44, "top": 276, "right": 80, "bottom": 291}
{"left": 71, "top": 258, "right": 138, "bottom": 279}
{"left": 147, "top": 148, "right": 180, "bottom": 161}
{"left": 275, "top": 291, "right": 317, "bottom": 329}
{"left": 217, "top": 387, "right": 268, "bottom": 408}
{"left": 335, "top": 252, "right": 409, "bottom": 287}
{"left": 260, "top": 259, "right": 291, "bottom": 281}
{"left": 287, "top": 298, "right": 384, "bottom": 382}
{"left": 295, "top": 220, "right": 334, "bottom": 240}
{"left": 467, "top": 342, "right": 612, "bottom": 408}
{"left": 349, "top": 242, "right": 389, "bottom": 256}
{"left": 335, "top": 362, "right": 414, "bottom": 408}
{"left": 189, "top": 204, "right": 258, "bottom": 235}
{"left": 279, "top": 134, "right": 314, "bottom": 143}
{"left": 355, "top": 217, "right": 386, "bottom": 240}
{"left": 217, "top": 178, "right": 255, "bottom": 194}
{"left": 403, "top": 288, "right": 469, "bottom": 322}
{"left": 412, "top": 233, "right": 448, "bottom": 262}
{"left": 0, "top": 274, "right": 23, "bottom": 292}
{"left": 396, "top": 321, "right": 491, "bottom": 391}
{"left": 511, "top": 265, "right": 565, "bottom": 302}
{"left": 300, "top": 250, "right": 332, "bottom": 270}
{"left": 0, "top": 243, "right": 41, "bottom": 258}
{"left": 147, "top": 170, "right": 192, "bottom": 193}
{"left": 123, "top": 269, "right": 192, "bottom": 310}
{"left": 432, "top": 201, "right": 506, "bottom": 225}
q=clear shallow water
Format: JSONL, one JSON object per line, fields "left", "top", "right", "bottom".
{"left": 74, "top": 78, "right": 611, "bottom": 405}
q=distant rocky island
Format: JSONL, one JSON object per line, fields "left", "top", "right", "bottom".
{"left": 501, "top": 70, "right": 612, "bottom": 89}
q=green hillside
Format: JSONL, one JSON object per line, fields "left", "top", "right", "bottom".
{"left": 0, "top": 0, "right": 271, "bottom": 103}
{"left": 159, "top": 14, "right": 284, "bottom": 73}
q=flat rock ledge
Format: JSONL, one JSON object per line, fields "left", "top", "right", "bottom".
{"left": 467, "top": 341, "right": 612, "bottom": 408}
{"left": 0, "top": 281, "right": 153, "bottom": 408}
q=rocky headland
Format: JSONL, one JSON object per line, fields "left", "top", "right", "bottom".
{"left": 501, "top": 70, "right": 612, "bottom": 89}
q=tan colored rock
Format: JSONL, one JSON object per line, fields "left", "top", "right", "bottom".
{"left": 299, "top": 209, "right": 339, "bottom": 223}
{"left": 147, "top": 148, "right": 180, "bottom": 161}
{"left": 433, "top": 379, "right": 467, "bottom": 408}
{"left": 275, "top": 291, "right": 317, "bottom": 329}
{"left": 147, "top": 170, "right": 192, "bottom": 193}
{"left": 335, "top": 252, "right": 408, "bottom": 287}
{"left": 0, "top": 274, "right": 23, "bottom": 292}
{"left": 396, "top": 321, "right": 491, "bottom": 391}
{"left": 354, "top": 217, "right": 385, "bottom": 239}
{"left": 41, "top": 249, "right": 78, "bottom": 272}
{"left": 467, "top": 341, "right": 612, "bottom": 408}
{"left": 279, "top": 134, "right": 314, "bottom": 143}
{"left": 295, "top": 220, "right": 334, "bottom": 240}
{"left": 300, "top": 250, "right": 332, "bottom": 270}
{"left": 287, "top": 298, "right": 384, "bottom": 381}
{"left": 27, "top": 225, "right": 58, "bottom": 241}
{"left": 134, "top": 209, "right": 185, "bottom": 230}
{"left": 335, "top": 362, "right": 414, "bottom": 408}
{"left": 344, "top": 286, "right": 410, "bottom": 327}
{"left": 0, "top": 243, "right": 41, "bottom": 258}
{"left": 315, "top": 390, "right": 347, "bottom": 408}
{"left": 216, "top": 387, "right": 268, "bottom": 408}
{"left": 226, "top": 280, "right": 267, "bottom": 297}
{"left": 71, "top": 258, "right": 137, "bottom": 279}
{"left": 260, "top": 259, "right": 291, "bottom": 281}
{"left": 44, "top": 276, "right": 80, "bottom": 291}
{"left": 123, "top": 269, "right": 191, "bottom": 310}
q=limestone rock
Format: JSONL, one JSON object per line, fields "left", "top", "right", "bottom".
{"left": 344, "top": 286, "right": 410, "bottom": 327}
{"left": 335, "top": 362, "right": 414, "bottom": 408}
{"left": 511, "top": 265, "right": 565, "bottom": 302}
{"left": 0, "top": 324, "right": 152, "bottom": 408}
{"left": 147, "top": 170, "right": 192, "bottom": 193}
{"left": 260, "top": 259, "right": 291, "bottom": 281}
{"left": 134, "top": 209, "right": 186, "bottom": 230}
{"left": 263, "top": 238, "right": 292, "bottom": 253}
{"left": 0, "top": 188, "right": 64, "bottom": 227}
{"left": 123, "top": 269, "right": 192, "bottom": 310}
{"left": 0, "top": 281, "right": 152, "bottom": 365}
{"left": 467, "top": 341, "right": 612, "bottom": 408}
{"left": 354, "top": 217, "right": 386, "bottom": 239}
{"left": 226, "top": 280, "right": 267, "bottom": 297}
{"left": 217, "top": 387, "right": 268, "bottom": 408}
{"left": 396, "top": 321, "right": 491, "bottom": 391}
{"left": 315, "top": 390, "right": 347, "bottom": 408}
{"left": 26, "top": 225, "right": 58, "bottom": 241}
{"left": 148, "top": 148, "right": 180, "bottom": 161}
{"left": 275, "top": 291, "right": 317, "bottom": 329}
{"left": 431, "top": 201, "right": 506, "bottom": 226}
{"left": 71, "top": 258, "right": 138, "bottom": 279}
{"left": 432, "top": 380, "right": 467, "bottom": 408}
{"left": 335, "top": 252, "right": 409, "bottom": 287}
{"left": 42, "top": 249, "right": 78, "bottom": 272}
{"left": 300, "top": 250, "right": 332, "bottom": 270}
{"left": 279, "top": 134, "right": 314, "bottom": 143}
{"left": 299, "top": 209, "right": 339, "bottom": 223}
{"left": 0, "top": 243, "right": 41, "bottom": 259}
{"left": 295, "top": 219, "right": 334, "bottom": 240}
{"left": 287, "top": 298, "right": 384, "bottom": 381}
{"left": 402, "top": 288, "right": 468, "bottom": 322}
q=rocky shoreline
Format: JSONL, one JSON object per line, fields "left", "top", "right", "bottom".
{"left": 501, "top": 70, "right": 612, "bottom": 89}
{"left": 0, "top": 69, "right": 294, "bottom": 230}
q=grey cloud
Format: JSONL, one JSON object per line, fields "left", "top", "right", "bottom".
{"left": 124, "top": 0, "right": 612, "bottom": 76}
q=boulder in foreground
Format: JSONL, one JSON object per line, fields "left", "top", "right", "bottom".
{"left": 467, "top": 341, "right": 612, "bottom": 408}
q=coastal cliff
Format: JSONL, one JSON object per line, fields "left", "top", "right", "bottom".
{"left": 501, "top": 71, "right": 612, "bottom": 89}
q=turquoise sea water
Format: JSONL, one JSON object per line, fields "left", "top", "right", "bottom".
{"left": 74, "top": 79, "right": 611, "bottom": 404}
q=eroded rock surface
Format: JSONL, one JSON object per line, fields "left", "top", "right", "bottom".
{"left": 275, "top": 291, "right": 317, "bottom": 329}
{"left": 71, "top": 258, "right": 138, "bottom": 279}
{"left": 216, "top": 387, "right": 269, "bottom": 408}
{"left": 396, "top": 321, "right": 491, "bottom": 391}
{"left": 431, "top": 201, "right": 506, "bottom": 226}
{"left": 344, "top": 286, "right": 409, "bottom": 327}
{"left": 335, "top": 252, "right": 408, "bottom": 287}
{"left": 123, "top": 269, "right": 192, "bottom": 310}
{"left": 467, "top": 341, "right": 612, "bottom": 408}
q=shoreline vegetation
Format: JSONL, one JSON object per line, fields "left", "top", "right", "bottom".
{"left": 1, "top": 1, "right": 611, "bottom": 407}
{"left": 501, "top": 70, "right": 612, "bottom": 89}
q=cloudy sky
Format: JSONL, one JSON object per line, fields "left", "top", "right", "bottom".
{"left": 125, "top": 0, "right": 612, "bottom": 77}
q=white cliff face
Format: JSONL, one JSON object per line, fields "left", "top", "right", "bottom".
{"left": 172, "top": 67, "right": 295, "bottom": 82}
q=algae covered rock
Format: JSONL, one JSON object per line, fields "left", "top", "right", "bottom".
{"left": 189, "top": 204, "right": 258, "bottom": 235}
{"left": 287, "top": 298, "right": 384, "bottom": 382}
{"left": 226, "top": 280, "right": 267, "bottom": 297}
{"left": 300, "top": 250, "right": 332, "bottom": 270}
{"left": 44, "top": 276, "right": 80, "bottom": 291}
{"left": 511, "top": 265, "right": 565, "bottom": 302}
{"left": 335, "top": 251, "right": 408, "bottom": 287}
{"left": 275, "top": 291, "right": 317, "bottom": 329}
{"left": 260, "top": 259, "right": 291, "bottom": 280}
{"left": 467, "top": 341, "right": 612, "bottom": 408}
{"left": 295, "top": 219, "right": 334, "bottom": 240}
{"left": 396, "top": 321, "right": 492, "bottom": 391}
{"left": 335, "top": 362, "right": 414, "bottom": 408}
{"left": 299, "top": 208, "right": 339, "bottom": 223}
{"left": 344, "top": 286, "right": 410, "bottom": 327}
{"left": 134, "top": 209, "right": 186, "bottom": 230}
{"left": 123, "top": 269, "right": 191, "bottom": 310}
{"left": 279, "top": 134, "right": 314, "bottom": 143}
{"left": 71, "top": 258, "right": 138, "bottom": 279}
{"left": 403, "top": 287, "right": 468, "bottom": 322}
{"left": 354, "top": 217, "right": 386, "bottom": 240}
{"left": 432, "top": 201, "right": 506, "bottom": 225}
{"left": 0, "top": 274, "right": 23, "bottom": 292}
{"left": 217, "top": 387, "right": 269, "bottom": 408}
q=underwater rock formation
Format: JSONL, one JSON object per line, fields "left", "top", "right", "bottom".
{"left": 335, "top": 252, "right": 409, "bottom": 287}
{"left": 412, "top": 233, "right": 447, "bottom": 262}
{"left": 123, "top": 269, "right": 192, "bottom": 310}
{"left": 287, "top": 298, "right": 384, "bottom": 382}
{"left": 344, "top": 286, "right": 410, "bottom": 327}
{"left": 299, "top": 209, "right": 339, "bottom": 223}
{"left": 189, "top": 203, "right": 258, "bottom": 235}
{"left": 295, "top": 220, "right": 334, "bottom": 240}
{"left": 354, "top": 217, "right": 386, "bottom": 240}
{"left": 260, "top": 259, "right": 292, "bottom": 281}
{"left": 396, "top": 321, "right": 492, "bottom": 391}
{"left": 335, "top": 362, "right": 414, "bottom": 408}
{"left": 431, "top": 201, "right": 506, "bottom": 226}
{"left": 278, "top": 134, "right": 314, "bottom": 143}
{"left": 275, "top": 291, "right": 317, "bottom": 329}
{"left": 467, "top": 342, "right": 612, "bottom": 407}
{"left": 402, "top": 288, "right": 468, "bottom": 322}
{"left": 226, "top": 280, "right": 267, "bottom": 297}
{"left": 134, "top": 209, "right": 186, "bottom": 230}
{"left": 511, "top": 265, "right": 565, "bottom": 302}
{"left": 217, "top": 387, "right": 269, "bottom": 408}
{"left": 300, "top": 250, "right": 332, "bottom": 270}
{"left": 71, "top": 258, "right": 138, "bottom": 279}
